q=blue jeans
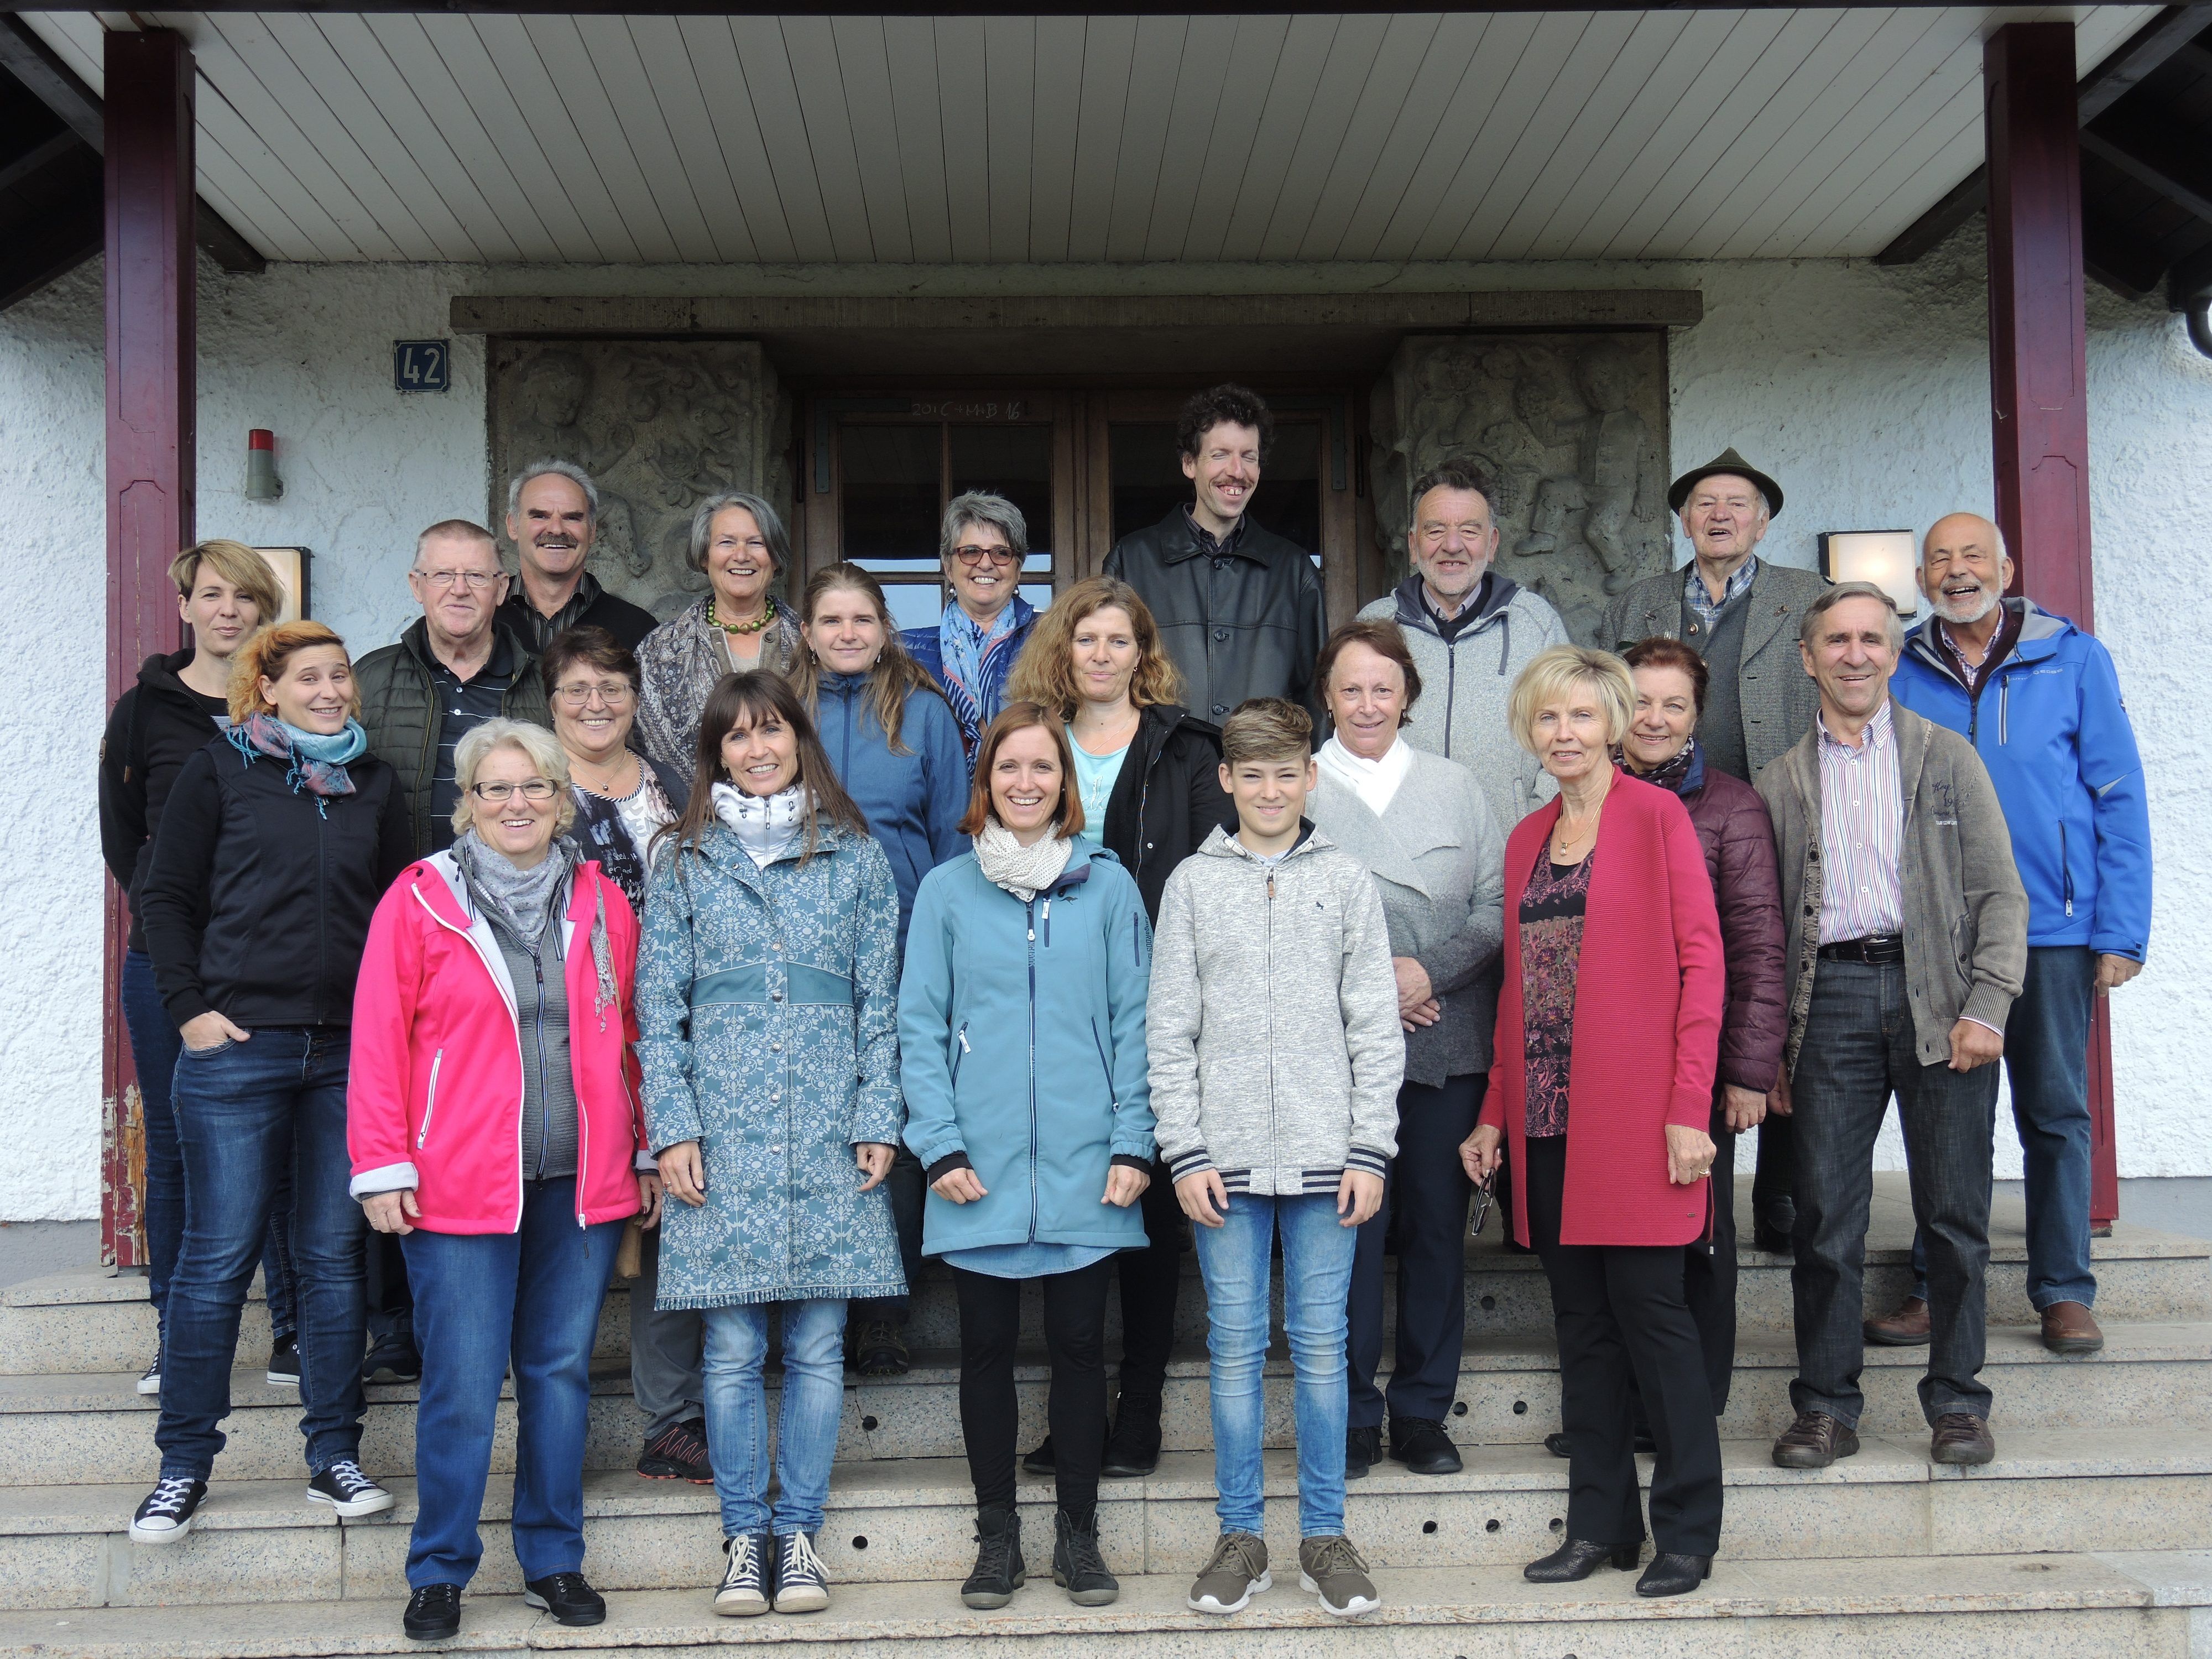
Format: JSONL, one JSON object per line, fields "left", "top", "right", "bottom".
{"left": 121, "top": 951, "right": 296, "bottom": 1344}
{"left": 702, "top": 1300, "right": 848, "bottom": 1538}
{"left": 156, "top": 1026, "right": 364, "bottom": 1480}
{"left": 1193, "top": 1190, "right": 1358, "bottom": 1539}
{"left": 400, "top": 1178, "right": 620, "bottom": 1588}
{"left": 1910, "top": 946, "right": 2098, "bottom": 1311}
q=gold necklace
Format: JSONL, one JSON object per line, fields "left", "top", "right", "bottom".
{"left": 708, "top": 595, "right": 775, "bottom": 636}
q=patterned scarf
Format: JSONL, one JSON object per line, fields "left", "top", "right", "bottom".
{"left": 937, "top": 598, "right": 1024, "bottom": 747}
{"left": 226, "top": 714, "right": 367, "bottom": 817}
{"left": 1617, "top": 736, "right": 1700, "bottom": 796}
{"left": 712, "top": 780, "right": 809, "bottom": 868}
{"left": 453, "top": 830, "right": 620, "bottom": 1029}
{"left": 973, "top": 817, "right": 1073, "bottom": 902}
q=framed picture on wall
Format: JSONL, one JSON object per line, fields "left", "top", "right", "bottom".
{"left": 254, "top": 546, "right": 312, "bottom": 622}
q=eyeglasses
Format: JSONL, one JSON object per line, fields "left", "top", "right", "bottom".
{"left": 469, "top": 779, "right": 558, "bottom": 803}
{"left": 953, "top": 545, "right": 1019, "bottom": 568}
{"left": 554, "top": 681, "right": 635, "bottom": 708}
{"left": 412, "top": 569, "right": 502, "bottom": 590}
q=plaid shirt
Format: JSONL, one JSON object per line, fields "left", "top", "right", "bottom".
{"left": 1684, "top": 555, "right": 1759, "bottom": 629}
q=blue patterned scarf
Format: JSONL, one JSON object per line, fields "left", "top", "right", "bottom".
{"left": 226, "top": 714, "right": 367, "bottom": 816}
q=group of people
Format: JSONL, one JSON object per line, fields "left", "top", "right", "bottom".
{"left": 95, "top": 383, "right": 2151, "bottom": 1639}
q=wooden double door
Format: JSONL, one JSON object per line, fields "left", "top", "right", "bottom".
{"left": 800, "top": 387, "right": 1363, "bottom": 633}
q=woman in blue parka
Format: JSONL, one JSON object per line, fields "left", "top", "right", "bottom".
{"left": 899, "top": 702, "right": 1155, "bottom": 1614}
{"left": 789, "top": 561, "right": 970, "bottom": 1379}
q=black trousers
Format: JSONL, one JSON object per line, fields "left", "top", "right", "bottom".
{"left": 1527, "top": 1135, "right": 1723, "bottom": 1557}
{"left": 366, "top": 1230, "right": 411, "bottom": 1339}
{"left": 1685, "top": 1098, "right": 1739, "bottom": 1414}
{"left": 1348, "top": 1073, "right": 1482, "bottom": 1428}
{"left": 1754, "top": 1110, "right": 1794, "bottom": 1211}
{"left": 954, "top": 1259, "right": 1113, "bottom": 1516}
{"left": 1112, "top": 1156, "right": 1183, "bottom": 1406}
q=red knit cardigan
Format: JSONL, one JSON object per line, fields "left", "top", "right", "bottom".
{"left": 1480, "top": 770, "right": 1727, "bottom": 1248}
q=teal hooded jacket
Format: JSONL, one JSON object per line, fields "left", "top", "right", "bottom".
{"left": 898, "top": 840, "right": 1156, "bottom": 1256}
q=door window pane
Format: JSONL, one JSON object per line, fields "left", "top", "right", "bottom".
{"left": 1246, "top": 421, "right": 1322, "bottom": 559}
{"left": 840, "top": 425, "right": 939, "bottom": 565}
{"left": 948, "top": 425, "right": 1053, "bottom": 555}
{"left": 1109, "top": 422, "right": 1183, "bottom": 545}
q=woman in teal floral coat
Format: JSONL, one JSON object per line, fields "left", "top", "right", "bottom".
{"left": 635, "top": 671, "right": 904, "bottom": 1620}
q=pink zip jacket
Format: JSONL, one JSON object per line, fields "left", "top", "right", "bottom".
{"left": 348, "top": 851, "right": 648, "bottom": 1234}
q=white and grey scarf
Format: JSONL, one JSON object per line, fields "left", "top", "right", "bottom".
{"left": 712, "top": 780, "right": 810, "bottom": 868}
{"left": 972, "top": 817, "right": 1073, "bottom": 902}
{"left": 453, "top": 830, "right": 620, "bottom": 1027}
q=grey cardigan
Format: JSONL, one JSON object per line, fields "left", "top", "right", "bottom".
{"left": 1147, "top": 826, "right": 1404, "bottom": 1194}
{"left": 1757, "top": 699, "right": 2029, "bottom": 1071}
{"left": 1600, "top": 559, "right": 1829, "bottom": 780}
{"left": 1310, "top": 747, "right": 1506, "bottom": 1087}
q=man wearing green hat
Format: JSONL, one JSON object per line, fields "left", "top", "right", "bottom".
{"left": 1599, "top": 450, "right": 1827, "bottom": 784}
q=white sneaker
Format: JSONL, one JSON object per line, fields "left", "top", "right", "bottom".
{"left": 135, "top": 1348, "right": 162, "bottom": 1397}
{"left": 129, "top": 1476, "right": 206, "bottom": 1543}
{"left": 306, "top": 1460, "right": 394, "bottom": 1517}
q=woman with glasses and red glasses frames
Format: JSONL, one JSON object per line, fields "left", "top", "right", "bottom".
{"left": 901, "top": 492, "right": 1041, "bottom": 761}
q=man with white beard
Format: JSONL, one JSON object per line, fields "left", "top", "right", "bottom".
{"left": 1876, "top": 512, "right": 2152, "bottom": 1358}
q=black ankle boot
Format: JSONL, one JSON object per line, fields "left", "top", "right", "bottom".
{"left": 1524, "top": 1537, "right": 1642, "bottom": 1582}
{"left": 1635, "top": 1553, "right": 1712, "bottom": 1598}
{"left": 1101, "top": 1396, "right": 1161, "bottom": 1478}
{"left": 962, "top": 1506, "right": 1026, "bottom": 1609}
{"left": 1052, "top": 1507, "right": 1119, "bottom": 1606}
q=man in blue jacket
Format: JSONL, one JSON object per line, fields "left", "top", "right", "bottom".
{"left": 1879, "top": 512, "right": 2151, "bottom": 1357}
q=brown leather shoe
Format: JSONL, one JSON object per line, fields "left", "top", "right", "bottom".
{"left": 1863, "top": 1296, "right": 1932, "bottom": 1347}
{"left": 1772, "top": 1410, "right": 1860, "bottom": 1469}
{"left": 1931, "top": 1412, "right": 1995, "bottom": 1464}
{"left": 2041, "top": 1301, "right": 2105, "bottom": 1354}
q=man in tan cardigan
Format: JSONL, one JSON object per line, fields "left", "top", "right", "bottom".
{"left": 1757, "top": 582, "right": 2027, "bottom": 1474}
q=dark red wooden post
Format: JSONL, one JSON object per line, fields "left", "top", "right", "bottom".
{"left": 102, "top": 29, "right": 197, "bottom": 1269}
{"left": 1984, "top": 20, "right": 2117, "bottom": 1229}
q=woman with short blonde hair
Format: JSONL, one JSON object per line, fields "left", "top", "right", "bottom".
{"left": 1505, "top": 644, "right": 1635, "bottom": 755}
{"left": 448, "top": 718, "right": 577, "bottom": 838}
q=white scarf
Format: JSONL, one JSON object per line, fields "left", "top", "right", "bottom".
{"left": 712, "top": 781, "right": 809, "bottom": 868}
{"left": 1318, "top": 734, "right": 1413, "bottom": 817}
{"left": 973, "top": 817, "right": 1073, "bottom": 902}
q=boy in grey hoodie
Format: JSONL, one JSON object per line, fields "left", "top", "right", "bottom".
{"left": 1148, "top": 698, "right": 1404, "bottom": 1621}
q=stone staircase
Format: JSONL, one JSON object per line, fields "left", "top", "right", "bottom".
{"left": 2, "top": 1174, "right": 2210, "bottom": 1657}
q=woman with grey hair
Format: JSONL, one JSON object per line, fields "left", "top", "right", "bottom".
{"left": 349, "top": 717, "right": 653, "bottom": 1642}
{"left": 901, "top": 491, "right": 1041, "bottom": 758}
{"left": 635, "top": 492, "right": 804, "bottom": 770}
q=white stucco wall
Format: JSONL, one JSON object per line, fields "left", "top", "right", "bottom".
{"left": 2, "top": 232, "right": 2206, "bottom": 1217}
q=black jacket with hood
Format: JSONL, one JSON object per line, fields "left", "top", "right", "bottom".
{"left": 1095, "top": 702, "right": 1239, "bottom": 923}
{"left": 100, "top": 649, "right": 232, "bottom": 953}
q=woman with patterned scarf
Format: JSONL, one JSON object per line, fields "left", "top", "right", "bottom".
{"left": 347, "top": 717, "right": 652, "bottom": 1643}
{"left": 131, "top": 622, "right": 414, "bottom": 1552}
{"left": 635, "top": 671, "right": 905, "bottom": 1620}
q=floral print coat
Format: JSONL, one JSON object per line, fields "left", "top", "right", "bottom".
{"left": 635, "top": 818, "right": 906, "bottom": 1308}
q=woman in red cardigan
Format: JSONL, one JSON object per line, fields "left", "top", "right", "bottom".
{"left": 1459, "top": 645, "right": 1726, "bottom": 1600}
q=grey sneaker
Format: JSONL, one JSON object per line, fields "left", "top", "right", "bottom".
{"left": 1299, "top": 1534, "right": 1379, "bottom": 1618}
{"left": 1187, "top": 1530, "right": 1270, "bottom": 1615}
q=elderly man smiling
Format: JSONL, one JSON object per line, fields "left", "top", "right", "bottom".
{"left": 1873, "top": 513, "right": 2152, "bottom": 1358}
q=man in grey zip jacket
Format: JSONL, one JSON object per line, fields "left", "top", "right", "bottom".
{"left": 1358, "top": 462, "right": 1568, "bottom": 843}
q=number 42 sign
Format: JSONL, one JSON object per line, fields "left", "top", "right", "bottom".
{"left": 393, "top": 340, "right": 451, "bottom": 394}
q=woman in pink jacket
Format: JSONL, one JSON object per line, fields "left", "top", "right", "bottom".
{"left": 348, "top": 719, "right": 653, "bottom": 1645}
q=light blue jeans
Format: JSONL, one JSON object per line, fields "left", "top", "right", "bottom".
{"left": 1193, "top": 1191, "right": 1359, "bottom": 1538}
{"left": 702, "top": 1300, "right": 848, "bottom": 1538}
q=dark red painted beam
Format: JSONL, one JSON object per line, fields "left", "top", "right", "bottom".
{"left": 101, "top": 28, "right": 196, "bottom": 1270}
{"left": 1984, "top": 21, "right": 2119, "bottom": 1230}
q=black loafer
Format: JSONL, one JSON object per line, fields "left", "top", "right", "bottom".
{"left": 1635, "top": 1553, "right": 1712, "bottom": 1598}
{"left": 403, "top": 1583, "right": 462, "bottom": 1641}
{"left": 1344, "top": 1423, "right": 1380, "bottom": 1481}
{"left": 1544, "top": 1431, "right": 1572, "bottom": 1459}
{"left": 1524, "top": 1538, "right": 1641, "bottom": 1582}
{"left": 523, "top": 1571, "right": 606, "bottom": 1627}
{"left": 1389, "top": 1417, "right": 1463, "bottom": 1474}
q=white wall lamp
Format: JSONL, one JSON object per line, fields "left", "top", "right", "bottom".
{"left": 1818, "top": 530, "right": 1920, "bottom": 615}
{"left": 245, "top": 428, "right": 283, "bottom": 503}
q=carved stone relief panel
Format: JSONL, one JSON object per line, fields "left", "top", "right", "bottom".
{"left": 1371, "top": 333, "right": 1671, "bottom": 645}
{"left": 488, "top": 339, "right": 793, "bottom": 622}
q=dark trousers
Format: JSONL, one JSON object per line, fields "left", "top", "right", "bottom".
{"left": 954, "top": 1259, "right": 1113, "bottom": 1516}
{"left": 367, "top": 1233, "right": 413, "bottom": 1343}
{"left": 1114, "top": 1155, "right": 1183, "bottom": 1407}
{"left": 1790, "top": 960, "right": 1996, "bottom": 1428}
{"left": 1753, "top": 1110, "right": 1794, "bottom": 1212}
{"left": 157, "top": 1026, "right": 366, "bottom": 1481}
{"left": 1348, "top": 1073, "right": 1481, "bottom": 1429}
{"left": 1686, "top": 1099, "right": 1739, "bottom": 1414}
{"left": 851, "top": 1146, "right": 927, "bottom": 1325}
{"left": 1527, "top": 1135, "right": 1723, "bottom": 1557}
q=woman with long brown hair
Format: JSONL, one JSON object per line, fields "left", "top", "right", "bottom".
{"left": 786, "top": 562, "right": 967, "bottom": 1377}
{"left": 634, "top": 671, "right": 905, "bottom": 1619}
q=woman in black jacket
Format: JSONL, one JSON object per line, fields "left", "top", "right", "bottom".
{"left": 128, "top": 621, "right": 414, "bottom": 1547}
{"left": 1008, "top": 576, "right": 1235, "bottom": 1475}
{"left": 98, "top": 540, "right": 299, "bottom": 1397}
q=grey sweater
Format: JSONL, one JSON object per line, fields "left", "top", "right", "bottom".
{"left": 1147, "top": 826, "right": 1404, "bottom": 1193}
{"left": 1310, "top": 748, "right": 1506, "bottom": 1087}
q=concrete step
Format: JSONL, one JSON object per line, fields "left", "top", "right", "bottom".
{"left": 3, "top": 1431, "right": 2209, "bottom": 1610}
{"left": 1, "top": 1550, "right": 2207, "bottom": 1656}
{"left": 7, "top": 1319, "right": 2209, "bottom": 1490}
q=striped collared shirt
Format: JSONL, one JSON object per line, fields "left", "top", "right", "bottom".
{"left": 1815, "top": 700, "right": 1905, "bottom": 945}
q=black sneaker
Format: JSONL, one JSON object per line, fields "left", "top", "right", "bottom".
{"left": 1101, "top": 1396, "right": 1161, "bottom": 1478}
{"left": 1388, "top": 1417, "right": 1463, "bottom": 1474}
{"left": 403, "top": 1583, "right": 462, "bottom": 1641}
{"left": 129, "top": 1475, "right": 206, "bottom": 1544}
{"left": 1052, "top": 1507, "right": 1118, "bottom": 1606}
{"left": 773, "top": 1529, "right": 831, "bottom": 1613}
{"left": 362, "top": 1331, "right": 421, "bottom": 1385}
{"left": 637, "top": 1416, "right": 713, "bottom": 1483}
{"left": 962, "top": 1506, "right": 1026, "bottom": 1608}
{"left": 1344, "top": 1423, "right": 1381, "bottom": 1480}
{"left": 523, "top": 1571, "right": 606, "bottom": 1626}
{"left": 308, "top": 1459, "right": 396, "bottom": 1518}
{"left": 137, "top": 1344, "right": 162, "bottom": 1397}
{"left": 266, "top": 1336, "right": 301, "bottom": 1387}
{"left": 850, "top": 1318, "right": 910, "bottom": 1378}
